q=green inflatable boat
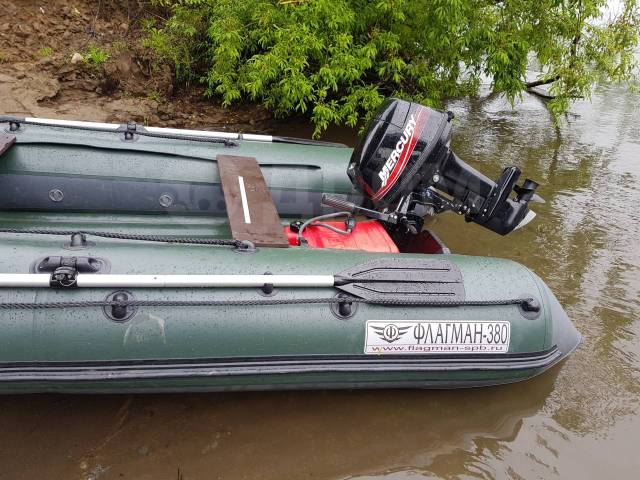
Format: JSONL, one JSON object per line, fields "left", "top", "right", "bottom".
{"left": 0, "top": 98, "right": 580, "bottom": 393}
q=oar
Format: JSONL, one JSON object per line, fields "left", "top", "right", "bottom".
{"left": 0, "top": 259, "right": 464, "bottom": 301}
{"left": 0, "top": 273, "right": 336, "bottom": 288}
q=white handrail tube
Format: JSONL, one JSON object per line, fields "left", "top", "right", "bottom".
{"left": 23, "top": 117, "right": 273, "bottom": 142}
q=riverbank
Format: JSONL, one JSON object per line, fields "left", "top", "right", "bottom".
{"left": 0, "top": 0, "right": 273, "bottom": 131}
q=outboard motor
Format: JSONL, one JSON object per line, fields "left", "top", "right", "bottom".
{"left": 324, "top": 98, "right": 540, "bottom": 237}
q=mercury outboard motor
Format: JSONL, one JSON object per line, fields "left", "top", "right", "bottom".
{"left": 323, "top": 98, "right": 541, "bottom": 237}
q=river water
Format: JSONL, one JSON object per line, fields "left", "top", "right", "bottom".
{"left": 0, "top": 83, "right": 639, "bottom": 479}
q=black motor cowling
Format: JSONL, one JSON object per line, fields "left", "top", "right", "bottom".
{"left": 347, "top": 98, "right": 540, "bottom": 235}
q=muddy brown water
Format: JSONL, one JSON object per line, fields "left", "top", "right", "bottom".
{"left": 0, "top": 83, "right": 639, "bottom": 479}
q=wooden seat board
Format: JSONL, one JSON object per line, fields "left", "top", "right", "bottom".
{"left": 0, "top": 135, "right": 16, "bottom": 157}
{"left": 217, "top": 155, "right": 289, "bottom": 247}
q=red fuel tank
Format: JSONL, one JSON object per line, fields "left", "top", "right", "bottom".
{"left": 284, "top": 221, "right": 399, "bottom": 253}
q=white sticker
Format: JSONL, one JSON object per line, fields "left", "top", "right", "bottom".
{"left": 238, "top": 176, "right": 251, "bottom": 224}
{"left": 365, "top": 320, "right": 510, "bottom": 354}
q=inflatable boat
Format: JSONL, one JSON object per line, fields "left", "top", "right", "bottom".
{"left": 0, "top": 98, "right": 580, "bottom": 393}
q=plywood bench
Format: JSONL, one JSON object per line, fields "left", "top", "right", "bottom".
{"left": 217, "top": 155, "right": 289, "bottom": 247}
{"left": 0, "top": 135, "right": 15, "bottom": 157}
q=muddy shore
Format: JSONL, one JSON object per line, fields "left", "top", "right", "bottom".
{"left": 0, "top": 0, "right": 274, "bottom": 132}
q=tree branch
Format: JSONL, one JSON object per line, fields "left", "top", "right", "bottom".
{"left": 525, "top": 76, "right": 559, "bottom": 89}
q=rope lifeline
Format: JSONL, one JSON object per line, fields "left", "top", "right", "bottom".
{"left": 0, "top": 296, "right": 533, "bottom": 310}
{"left": 0, "top": 228, "right": 242, "bottom": 247}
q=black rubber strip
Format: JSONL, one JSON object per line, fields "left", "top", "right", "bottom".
{"left": 0, "top": 347, "right": 561, "bottom": 368}
{"left": 0, "top": 347, "right": 561, "bottom": 382}
{"left": 272, "top": 136, "right": 348, "bottom": 148}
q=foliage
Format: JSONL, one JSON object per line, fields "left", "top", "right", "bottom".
{"left": 147, "top": 0, "right": 640, "bottom": 135}
{"left": 83, "top": 44, "right": 111, "bottom": 67}
{"left": 147, "top": 90, "right": 163, "bottom": 102}
{"left": 111, "top": 41, "right": 129, "bottom": 53}
{"left": 37, "top": 47, "right": 54, "bottom": 57}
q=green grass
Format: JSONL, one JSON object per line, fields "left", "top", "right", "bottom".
{"left": 37, "top": 46, "right": 54, "bottom": 57}
{"left": 111, "top": 41, "right": 128, "bottom": 53}
{"left": 147, "top": 90, "right": 162, "bottom": 102}
{"left": 83, "top": 44, "right": 110, "bottom": 67}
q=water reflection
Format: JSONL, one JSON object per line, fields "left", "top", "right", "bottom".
{"left": 0, "top": 366, "right": 559, "bottom": 480}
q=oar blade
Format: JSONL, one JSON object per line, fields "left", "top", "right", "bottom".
{"left": 335, "top": 258, "right": 465, "bottom": 302}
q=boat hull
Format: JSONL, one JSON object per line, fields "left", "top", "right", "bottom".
{"left": 0, "top": 238, "right": 580, "bottom": 393}
{"left": 0, "top": 119, "right": 581, "bottom": 392}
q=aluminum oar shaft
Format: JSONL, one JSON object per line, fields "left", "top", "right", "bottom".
{"left": 0, "top": 274, "right": 336, "bottom": 288}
